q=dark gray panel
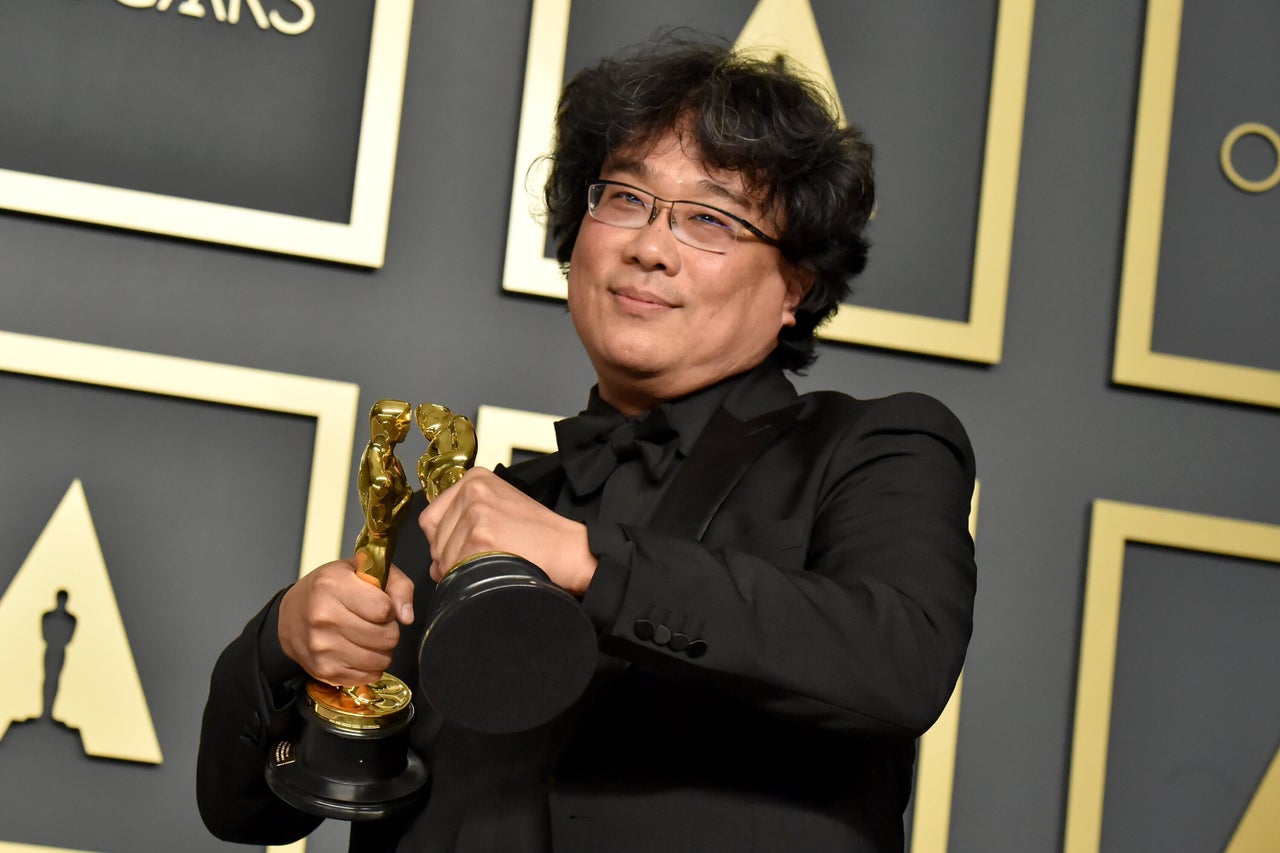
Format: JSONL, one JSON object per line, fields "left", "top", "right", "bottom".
{"left": 0, "top": 0, "right": 372, "bottom": 222}
{"left": 1153, "top": 0, "right": 1280, "bottom": 372}
{"left": 1103, "top": 544, "right": 1280, "bottom": 853}
{"left": 0, "top": 373, "right": 315, "bottom": 852}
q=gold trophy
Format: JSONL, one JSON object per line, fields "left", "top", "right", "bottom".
{"left": 265, "top": 400, "right": 429, "bottom": 821}
{"left": 413, "top": 404, "right": 596, "bottom": 735}
{"left": 265, "top": 400, "right": 597, "bottom": 819}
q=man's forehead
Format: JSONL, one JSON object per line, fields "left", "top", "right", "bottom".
{"left": 602, "top": 135, "right": 771, "bottom": 213}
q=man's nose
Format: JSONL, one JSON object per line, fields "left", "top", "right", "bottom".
{"left": 626, "top": 204, "right": 682, "bottom": 271}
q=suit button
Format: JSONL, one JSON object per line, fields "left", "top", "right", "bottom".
{"left": 633, "top": 619, "right": 655, "bottom": 640}
{"left": 687, "top": 640, "right": 708, "bottom": 658}
{"left": 652, "top": 625, "right": 672, "bottom": 646}
{"left": 668, "top": 632, "right": 690, "bottom": 652}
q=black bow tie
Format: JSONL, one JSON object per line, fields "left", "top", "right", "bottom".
{"left": 555, "top": 407, "right": 681, "bottom": 495}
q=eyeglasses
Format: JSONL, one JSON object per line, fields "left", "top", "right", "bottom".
{"left": 586, "top": 181, "right": 781, "bottom": 254}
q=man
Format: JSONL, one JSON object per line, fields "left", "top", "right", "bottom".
{"left": 198, "top": 39, "right": 975, "bottom": 852}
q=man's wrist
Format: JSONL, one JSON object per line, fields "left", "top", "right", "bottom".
{"left": 579, "top": 521, "right": 632, "bottom": 630}
{"left": 257, "top": 593, "right": 307, "bottom": 707}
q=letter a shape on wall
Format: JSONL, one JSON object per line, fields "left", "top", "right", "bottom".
{"left": 0, "top": 480, "right": 163, "bottom": 764}
{"left": 1227, "top": 746, "right": 1280, "bottom": 852}
{"left": 736, "top": 0, "right": 847, "bottom": 125}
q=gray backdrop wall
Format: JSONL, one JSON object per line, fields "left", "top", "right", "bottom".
{"left": 1, "top": 1, "right": 1277, "bottom": 852}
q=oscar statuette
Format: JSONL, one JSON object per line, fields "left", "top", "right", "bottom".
{"left": 265, "top": 400, "right": 429, "bottom": 820}
{"left": 415, "top": 404, "right": 597, "bottom": 735}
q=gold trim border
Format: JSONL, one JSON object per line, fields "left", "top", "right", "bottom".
{"left": 0, "top": 0, "right": 414, "bottom": 269}
{"left": 909, "top": 482, "right": 979, "bottom": 853}
{"left": 1064, "top": 499, "right": 1280, "bottom": 853}
{"left": 500, "top": 0, "right": 571, "bottom": 302}
{"left": 0, "top": 330, "right": 360, "bottom": 853}
{"left": 1113, "top": 0, "right": 1280, "bottom": 408}
{"left": 911, "top": 675, "right": 963, "bottom": 853}
{"left": 475, "top": 405, "right": 977, "bottom": 853}
{"left": 475, "top": 404, "right": 560, "bottom": 469}
{"left": 500, "top": 0, "right": 1032, "bottom": 364}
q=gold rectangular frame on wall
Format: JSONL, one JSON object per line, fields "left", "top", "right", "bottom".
{"left": 1114, "top": 0, "right": 1280, "bottom": 408}
{"left": 1064, "top": 500, "right": 1280, "bottom": 853}
{"left": 501, "top": 0, "right": 1032, "bottom": 364}
{"left": 0, "top": 330, "right": 360, "bottom": 853}
{"left": 0, "top": 0, "right": 413, "bottom": 269}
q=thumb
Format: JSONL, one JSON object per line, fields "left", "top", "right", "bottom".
{"left": 384, "top": 563, "right": 415, "bottom": 625}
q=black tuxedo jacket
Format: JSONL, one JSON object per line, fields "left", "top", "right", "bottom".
{"left": 198, "top": 365, "right": 976, "bottom": 852}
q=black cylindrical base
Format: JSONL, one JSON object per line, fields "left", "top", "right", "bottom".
{"left": 265, "top": 701, "right": 429, "bottom": 821}
{"left": 419, "top": 553, "right": 597, "bottom": 734}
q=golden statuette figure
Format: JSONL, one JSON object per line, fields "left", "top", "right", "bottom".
{"left": 353, "top": 399, "right": 415, "bottom": 590}
{"left": 322, "top": 399, "right": 416, "bottom": 719}
{"left": 415, "top": 402, "right": 477, "bottom": 501}
{"left": 266, "top": 399, "right": 428, "bottom": 821}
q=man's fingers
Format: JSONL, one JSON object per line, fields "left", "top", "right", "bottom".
{"left": 420, "top": 468, "right": 504, "bottom": 570}
{"left": 384, "top": 564, "right": 415, "bottom": 625}
{"left": 309, "top": 649, "right": 394, "bottom": 688}
{"left": 294, "top": 611, "right": 399, "bottom": 657}
{"left": 278, "top": 558, "right": 404, "bottom": 678}
{"left": 331, "top": 569, "right": 399, "bottom": 625}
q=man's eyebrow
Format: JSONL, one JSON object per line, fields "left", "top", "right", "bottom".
{"left": 604, "top": 159, "right": 754, "bottom": 212}
{"left": 695, "top": 179, "right": 753, "bottom": 211}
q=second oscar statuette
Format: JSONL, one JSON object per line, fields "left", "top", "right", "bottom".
{"left": 414, "top": 403, "right": 597, "bottom": 735}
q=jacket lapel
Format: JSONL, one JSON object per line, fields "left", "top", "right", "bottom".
{"left": 648, "top": 366, "right": 802, "bottom": 540}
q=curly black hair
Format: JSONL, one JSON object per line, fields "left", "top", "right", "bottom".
{"left": 544, "top": 38, "right": 875, "bottom": 371}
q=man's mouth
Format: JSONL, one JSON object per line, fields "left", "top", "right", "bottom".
{"left": 611, "top": 286, "right": 677, "bottom": 309}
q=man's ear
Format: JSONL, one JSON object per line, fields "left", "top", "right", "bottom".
{"left": 781, "top": 265, "right": 815, "bottom": 328}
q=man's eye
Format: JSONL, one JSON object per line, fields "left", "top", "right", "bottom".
{"left": 687, "top": 209, "right": 734, "bottom": 232}
{"left": 606, "top": 188, "right": 646, "bottom": 206}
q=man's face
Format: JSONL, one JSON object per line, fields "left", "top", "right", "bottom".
{"left": 566, "top": 128, "right": 808, "bottom": 414}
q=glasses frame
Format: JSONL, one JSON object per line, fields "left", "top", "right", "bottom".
{"left": 586, "top": 180, "right": 781, "bottom": 252}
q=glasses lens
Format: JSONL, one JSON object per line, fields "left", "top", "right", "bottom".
{"left": 672, "top": 202, "right": 740, "bottom": 252}
{"left": 586, "top": 183, "right": 747, "bottom": 254}
{"left": 589, "top": 183, "right": 652, "bottom": 227}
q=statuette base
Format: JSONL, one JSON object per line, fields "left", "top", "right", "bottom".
{"left": 419, "top": 552, "right": 597, "bottom": 734}
{"left": 265, "top": 673, "right": 428, "bottom": 821}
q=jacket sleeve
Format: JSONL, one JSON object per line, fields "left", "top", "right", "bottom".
{"left": 581, "top": 392, "right": 976, "bottom": 738}
{"left": 195, "top": 592, "right": 324, "bottom": 845}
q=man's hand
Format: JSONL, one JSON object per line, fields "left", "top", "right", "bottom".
{"left": 419, "top": 468, "right": 598, "bottom": 596}
{"left": 277, "top": 558, "right": 415, "bottom": 686}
